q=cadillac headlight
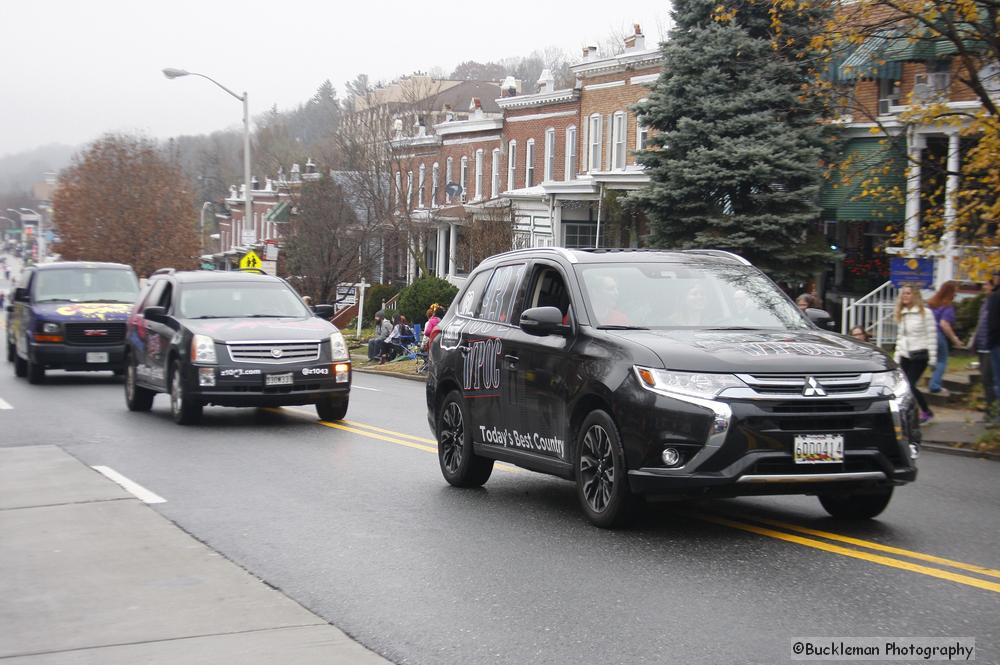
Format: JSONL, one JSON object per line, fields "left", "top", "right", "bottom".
{"left": 871, "top": 369, "right": 909, "bottom": 399}
{"left": 329, "top": 332, "right": 349, "bottom": 362}
{"left": 190, "top": 334, "right": 217, "bottom": 364}
{"left": 635, "top": 366, "right": 745, "bottom": 399}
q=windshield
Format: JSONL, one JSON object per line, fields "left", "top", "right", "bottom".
{"left": 177, "top": 281, "right": 309, "bottom": 319}
{"left": 33, "top": 268, "right": 139, "bottom": 303}
{"left": 575, "top": 263, "right": 809, "bottom": 330}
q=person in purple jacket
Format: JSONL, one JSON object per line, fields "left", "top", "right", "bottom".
{"left": 926, "top": 281, "right": 963, "bottom": 394}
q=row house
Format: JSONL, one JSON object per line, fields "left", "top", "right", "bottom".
{"left": 389, "top": 24, "right": 663, "bottom": 285}
{"left": 820, "top": 10, "right": 993, "bottom": 291}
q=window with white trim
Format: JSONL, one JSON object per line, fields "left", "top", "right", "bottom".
{"left": 635, "top": 99, "right": 649, "bottom": 154}
{"left": 588, "top": 114, "right": 602, "bottom": 173}
{"left": 445, "top": 157, "right": 453, "bottom": 202}
{"left": 474, "top": 149, "right": 484, "bottom": 201}
{"left": 417, "top": 163, "right": 426, "bottom": 208}
{"left": 544, "top": 128, "right": 556, "bottom": 181}
{"left": 431, "top": 162, "right": 439, "bottom": 207}
{"left": 491, "top": 148, "right": 501, "bottom": 198}
{"left": 507, "top": 140, "right": 517, "bottom": 191}
{"left": 611, "top": 112, "right": 627, "bottom": 170}
{"left": 525, "top": 139, "right": 535, "bottom": 188}
{"left": 406, "top": 170, "right": 413, "bottom": 209}
{"left": 460, "top": 156, "right": 468, "bottom": 202}
{"left": 565, "top": 126, "right": 577, "bottom": 180}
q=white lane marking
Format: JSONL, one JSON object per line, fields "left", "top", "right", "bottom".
{"left": 91, "top": 466, "right": 166, "bottom": 504}
{"left": 352, "top": 385, "right": 380, "bottom": 392}
{"left": 0, "top": 398, "right": 12, "bottom": 410}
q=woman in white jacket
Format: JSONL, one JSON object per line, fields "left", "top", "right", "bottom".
{"left": 893, "top": 285, "right": 937, "bottom": 422}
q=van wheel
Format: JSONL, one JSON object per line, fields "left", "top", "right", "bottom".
{"left": 316, "top": 394, "right": 348, "bottom": 421}
{"left": 124, "top": 359, "right": 155, "bottom": 412}
{"left": 27, "top": 357, "right": 45, "bottom": 384}
{"left": 6, "top": 342, "right": 13, "bottom": 362}
{"left": 169, "top": 360, "right": 202, "bottom": 425}
{"left": 14, "top": 352, "right": 27, "bottom": 377}
{"left": 818, "top": 488, "right": 893, "bottom": 520}
{"left": 437, "top": 391, "right": 493, "bottom": 487}
{"left": 576, "top": 410, "right": 638, "bottom": 529}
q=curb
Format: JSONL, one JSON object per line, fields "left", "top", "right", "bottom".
{"left": 921, "top": 442, "right": 1000, "bottom": 462}
{"left": 353, "top": 366, "right": 427, "bottom": 383}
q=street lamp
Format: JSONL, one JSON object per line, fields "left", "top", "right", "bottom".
{"left": 162, "top": 67, "right": 253, "bottom": 245}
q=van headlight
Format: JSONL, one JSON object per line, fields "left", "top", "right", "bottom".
{"left": 871, "top": 369, "right": 909, "bottom": 399}
{"left": 41, "top": 322, "right": 61, "bottom": 334}
{"left": 191, "top": 334, "right": 217, "bottom": 364}
{"left": 329, "top": 332, "right": 349, "bottom": 362}
{"left": 635, "top": 366, "right": 744, "bottom": 399}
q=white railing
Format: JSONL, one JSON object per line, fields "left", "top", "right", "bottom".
{"left": 841, "top": 280, "right": 899, "bottom": 347}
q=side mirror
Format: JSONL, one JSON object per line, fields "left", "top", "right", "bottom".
{"left": 143, "top": 305, "right": 167, "bottom": 323}
{"left": 805, "top": 307, "right": 837, "bottom": 331}
{"left": 14, "top": 288, "right": 28, "bottom": 303}
{"left": 520, "top": 306, "right": 567, "bottom": 336}
{"left": 4, "top": 304, "right": 12, "bottom": 314}
{"left": 312, "top": 304, "right": 335, "bottom": 319}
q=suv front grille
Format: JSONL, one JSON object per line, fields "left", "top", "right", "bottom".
{"left": 64, "top": 322, "right": 126, "bottom": 345}
{"left": 738, "top": 373, "right": 871, "bottom": 396}
{"left": 227, "top": 341, "right": 321, "bottom": 364}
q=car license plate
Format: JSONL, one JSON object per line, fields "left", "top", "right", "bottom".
{"left": 794, "top": 434, "right": 844, "bottom": 464}
{"left": 86, "top": 352, "right": 109, "bottom": 363}
{"left": 265, "top": 372, "right": 293, "bottom": 387}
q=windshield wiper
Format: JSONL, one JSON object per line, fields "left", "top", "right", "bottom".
{"left": 35, "top": 298, "right": 76, "bottom": 303}
{"left": 188, "top": 315, "right": 231, "bottom": 319}
{"left": 245, "top": 314, "right": 296, "bottom": 318}
{"left": 596, "top": 325, "right": 649, "bottom": 330}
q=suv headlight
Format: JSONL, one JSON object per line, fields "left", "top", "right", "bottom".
{"left": 635, "top": 366, "right": 745, "bottom": 399}
{"left": 871, "top": 369, "right": 909, "bottom": 399}
{"left": 191, "top": 334, "right": 217, "bottom": 364}
{"left": 330, "top": 332, "right": 349, "bottom": 362}
{"left": 41, "top": 322, "right": 61, "bottom": 334}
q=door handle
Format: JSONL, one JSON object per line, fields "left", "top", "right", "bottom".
{"left": 504, "top": 354, "right": 519, "bottom": 366}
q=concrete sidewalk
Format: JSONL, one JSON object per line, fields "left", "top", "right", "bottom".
{"left": 0, "top": 445, "right": 389, "bottom": 664}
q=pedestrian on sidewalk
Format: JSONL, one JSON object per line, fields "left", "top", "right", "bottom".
{"left": 969, "top": 275, "right": 996, "bottom": 415}
{"left": 987, "top": 270, "right": 1000, "bottom": 422}
{"left": 926, "top": 281, "right": 963, "bottom": 395}
{"left": 894, "top": 285, "right": 936, "bottom": 423}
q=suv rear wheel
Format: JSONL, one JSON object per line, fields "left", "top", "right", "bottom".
{"left": 437, "top": 391, "right": 493, "bottom": 487}
{"left": 818, "top": 487, "right": 893, "bottom": 519}
{"left": 124, "top": 355, "right": 155, "bottom": 412}
{"left": 576, "top": 410, "right": 638, "bottom": 529}
{"left": 316, "top": 394, "right": 349, "bottom": 421}
{"left": 170, "top": 359, "right": 202, "bottom": 425}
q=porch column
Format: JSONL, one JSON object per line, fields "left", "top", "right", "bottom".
{"left": 903, "top": 130, "right": 925, "bottom": 254}
{"left": 448, "top": 223, "right": 457, "bottom": 277}
{"left": 939, "top": 131, "right": 961, "bottom": 285}
{"left": 436, "top": 225, "right": 447, "bottom": 276}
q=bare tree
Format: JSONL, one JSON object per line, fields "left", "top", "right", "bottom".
{"left": 458, "top": 202, "right": 514, "bottom": 268}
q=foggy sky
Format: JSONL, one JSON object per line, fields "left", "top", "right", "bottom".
{"left": 1, "top": 0, "right": 670, "bottom": 158}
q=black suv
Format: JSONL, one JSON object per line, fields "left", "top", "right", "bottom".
{"left": 426, "top": 248, "right": 918, "bottom": 528}
{"left": 123, "top": 269, "right": 351, "bottom": 425}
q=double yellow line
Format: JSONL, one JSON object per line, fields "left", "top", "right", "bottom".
{"left": 277, "top": 408, "right": 1000, "bottom": 594}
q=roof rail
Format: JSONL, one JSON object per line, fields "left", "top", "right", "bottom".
{"left": 151, "top": 268, "right": 175, "bottom": 276}
{"left": 682, "top": 249, "right": 752, "bottom": 265}
{"left": 237, "top": 268, "right": 267, "bottom": 274}
{"left": 490, "top": 246, "right": 579, "bottom": 263}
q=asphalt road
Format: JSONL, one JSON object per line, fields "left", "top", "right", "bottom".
{"left": 2, "top": 350, "right": 999, "bottom": 664}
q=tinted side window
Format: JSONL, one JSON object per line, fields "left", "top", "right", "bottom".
{"left": 158, "top": 283, "right": 174, "bottom": 312}
{"left": 143, "top": 281, "right": 166, "bottom": 311}
{"left": 476, "top": 263, "right": 526, "bottom": 324}
{"left": 457, "top": 270, "right": 491, "bottom": 318}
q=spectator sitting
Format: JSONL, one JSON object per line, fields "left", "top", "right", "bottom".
{"left": 367, "top": 311, "right": 393, "bottom": 362}
{"left": 381, "top": 314, "right": 413, "bottom": 364}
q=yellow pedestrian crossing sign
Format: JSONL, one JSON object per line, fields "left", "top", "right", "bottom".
{"left": 240, "top": 250, "right": 262, "bottom": 270}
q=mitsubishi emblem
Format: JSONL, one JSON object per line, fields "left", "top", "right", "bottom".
{"left": 270, "top": 348, "right": 283, "bottom": 359}
{"left": 803, "top": 376, "right": 826, "bottom": 397}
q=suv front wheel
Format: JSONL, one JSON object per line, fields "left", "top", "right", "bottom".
{"left": 818, "top": 487, "right": 893, "bottom": 520}
{"left": 437, "top": 391, "right": 493, "bottom": 487}
{"left": 316, "top": 394, "right": 348, "bottom": 421}
{"left": 576, "top": 410, "right": 638, "bottom": 529}
{"left": 170, "top": 360, "right": 203, "bottom": 425}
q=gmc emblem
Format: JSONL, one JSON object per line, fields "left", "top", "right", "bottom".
{"left": 83, "top": 329, "right": 109, "bottom": 336}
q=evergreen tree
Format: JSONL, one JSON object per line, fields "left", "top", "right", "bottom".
{"left": 632, "top": 0, "right": 834, "bottom": 279}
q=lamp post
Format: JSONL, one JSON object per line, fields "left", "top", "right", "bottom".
{"left": 162, "top": 68, "right": 253, "bottom": 244}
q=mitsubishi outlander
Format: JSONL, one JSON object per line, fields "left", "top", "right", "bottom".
{"left": 426, "top": 248, "right": 918, "bottom": 528}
